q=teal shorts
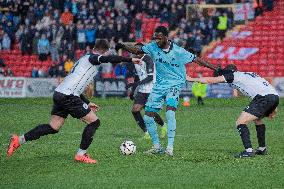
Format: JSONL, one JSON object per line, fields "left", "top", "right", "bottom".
{"left": 145, "top": 86, "right": 181, "bottom": 112}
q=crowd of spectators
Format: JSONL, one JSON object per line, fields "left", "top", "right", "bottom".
{"left": 0, "top": 0, "right": 275, "bottom": 78}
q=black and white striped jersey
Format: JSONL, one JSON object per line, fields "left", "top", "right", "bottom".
{"left": 223, "top": 71, "right": 278, "bottom": 99}
{"left": 55, "top": 54, "right": 98, "bottom": 96}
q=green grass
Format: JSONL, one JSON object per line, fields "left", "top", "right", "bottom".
{"left": 0, "top": 97, "right": 283, "bottom": 189}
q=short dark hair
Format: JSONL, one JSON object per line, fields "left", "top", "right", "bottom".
{"left": 155, "top": 26, "right": 169, "bottom": 36}
{"left": 94, "top": 39, "right": 109, "bottom": 50}
{"left": 224, "top": 64, "right": 238, "bottom": 72}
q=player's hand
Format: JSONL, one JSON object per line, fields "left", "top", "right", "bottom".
{"left": 89, "top": 102, "right": 100, "bottom": 112}
{"left": 268, "top": 107, "right": 277, "bottom": 119}
{"left": 115, "top": 43, "right": 124, "bottom": 51}
{"left": 131, "top": 58, "right": 141, "bottom": 64}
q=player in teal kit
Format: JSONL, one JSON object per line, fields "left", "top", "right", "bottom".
{"left": 116, "top": 26, "right": 217, "bottom": 156}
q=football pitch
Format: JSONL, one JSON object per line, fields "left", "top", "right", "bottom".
{"left": 0, "top": 97, "right": 283, "bottom": 189}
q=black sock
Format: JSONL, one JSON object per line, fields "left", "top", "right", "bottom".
{"left": 24, "top": 124, "right": 58, "bottom": 141}
{"left": 132, "top": 111, "right": 147, "bottom": 132}
{"left": 80, "top": 119, "right": 100, "bottom": 150}
{"left": 154, "top": 114, "right": 164, "bottom": 126}
{"left": 255, "top": 124, "right": 266, "bottom": 147}
{"left": 237, "top": 124, "right": 252, "bottom": 149}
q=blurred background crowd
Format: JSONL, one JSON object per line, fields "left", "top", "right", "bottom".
{"left": 0, "top": 0, "right": 275, "bottom": 78}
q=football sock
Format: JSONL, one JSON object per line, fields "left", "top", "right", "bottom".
{"left": 24, "top": 124, "right": 58, "bottom": 141}
{"left": 166, "top": 110, "right": 176, "bottom": 149}
{"left": 132, "top": 111, "right": 147, "bottom": 132}
{"left": 255, "top": 124, "right": 266, "bottom": 147}
{"left": 80, "top": 119, "right": 100, "bottom": 150}
{"left": 154, "top": 114, "right": 164, "bottom": 126}
{"left": 144, "top": 115, "right": 159, "bottom": 145}
{"left": 19, "top": 135, "right": 26, "bottom": 144}
{"left": 237, "top": 124, "right": 252, "bottom": 150}
{"left": 77, "top": 149, "right": 87, "bottom": 156}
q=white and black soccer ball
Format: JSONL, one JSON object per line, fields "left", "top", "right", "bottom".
{"left": 120, "top": 140, "right": 136, "bottom": 155}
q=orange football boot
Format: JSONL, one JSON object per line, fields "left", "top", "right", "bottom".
{"left": 7, "top": 134, "right": 20, "bottom": 157}
{"left": 74, "top": 154, "right": 97, "bottom": 164}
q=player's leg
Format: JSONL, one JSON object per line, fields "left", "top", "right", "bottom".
{"left": 143, "top": 88, "right": 164, "bottom": 154}
{"left": 234, "top": 111, "right": 258, "bottom": 158}
{"left": 254, "top": 119, "right": 267, "bottom": 155}
{"left": 131, "top": 92, "right": 148, "bottom": 133}
{"left": 7, "top": 93, "right": 67, "bottom": 157}
{"left": 164, "top": 87, "right": 181, "bottom": 156}
{"left": 68, "top": 96, "right": 99, "bottom": 164}
{"left": 154, "top": 113, "right": 167, "bottom": 139}
{"left": 143, "top": 111, "right": 163, "bottom": 154}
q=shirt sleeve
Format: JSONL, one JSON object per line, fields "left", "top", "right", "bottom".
{"left": 223, "top": 72, "right": 234, "bottom": 83}
{"left": 142, "top": 55, "right": 154, "bottom": 75}
{"left": 141, "top": 42, "right": 154, "bottom": 55}
{"left": 179, "top": 48, "right": 197, "bottom": 65}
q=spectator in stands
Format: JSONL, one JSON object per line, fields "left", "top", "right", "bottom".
{"left": 20, "top": 28, "right": 33, "bottom": 55}
{"left": 38, "top": 68, "right": 47, "bottom": 78}
{"left": 217, "top": 11, "right": 228, "bottom": 40}
{"left": 76, "top": 22, "right": 86, "bottom": 50}
{"left": 50, "top": 41, "right": 60, "bottom": 62}
{"left": 192, "top": 72, "right": 207, "bottom": 105}
{"left": 2, "top": 32, "right": 11, "bottom": 50}
{"left": 134, "top": 13, "right": 142, "bottom": 39}
{"left": 85, "top": 24, "right": 96, "bottom": 49}
{"left": 48, "top": 62, "right": 58, "bottom": 78}
{"left": 5, "top": 67, "right": 14, "bottom": 77}
{"left": 37, "top": 34, "right": 50, "bottom": 61}
{"left": 0, "top": 67, "right": 4, "bottom": 77}
{"left": 60, "top": 7, "right": 73, "bottom": 26}
{"left": 31, "top": 67, "right": 39, "bottom": 78}
{"left": 0, "top": 58, "right": 5, "bottom": 67}
{"left": 32, "top": 31, "right": 40, "bottom": 54}
{"left": 63, "top": 56, "right": 74, "bottom": 74}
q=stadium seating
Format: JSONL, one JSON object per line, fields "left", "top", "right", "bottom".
{"left": 199, "top": 0, "right": 284, "bottom": 77}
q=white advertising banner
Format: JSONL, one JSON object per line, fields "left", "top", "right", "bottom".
{"left": 26, "top": 78, "right": 59, "bottom": 97}
{"left": 0, "top": 77, "right": 26, "bottom": 98}
{"left": 0, "top": 77, "right": 60, "bottom": 98}
{"left": 273, "top": 77, "right": 284, "bottom": 97}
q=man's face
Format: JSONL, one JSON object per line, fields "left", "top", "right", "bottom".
{"left": 153, "top": 32, "right": 168, "bottom": 48}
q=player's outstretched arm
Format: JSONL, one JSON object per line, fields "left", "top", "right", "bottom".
{"left": 89, "top": 54, "right": 141, "bottom": 65}
{"left": 194, "top": 57, "right": 218, "bottom": 71}
{"left": 115, "top": 43, "right": 144, "bottom": 55}
{"left": 186, "top": 75, "right": 225, "bottom": 84}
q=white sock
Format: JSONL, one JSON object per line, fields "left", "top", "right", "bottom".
{"left": 77, "top": 149, "right": 86, "bottom": 156}
{"left": 258, "top": 147, "right": 266, "bottom": 151}
{"left": 153, "top": 144, "right": 161, "bottom": 149}
{"left": 19, "top": 135, "right": 26, "bottom": 144}
{"left": 246, "top": 148, "right": 253, "bottom": 153}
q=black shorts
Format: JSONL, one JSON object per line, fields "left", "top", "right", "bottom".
{"left": 133, "top": 92, "right": 150, "bottom": 105}
{"left": 51, "top": 91, "right": 91, "bottom": 119}
{"left": 244, "top": 94, "right": 279, "bottom": 118}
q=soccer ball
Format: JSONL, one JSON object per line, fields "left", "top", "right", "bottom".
{"left": 120, "top": 140, "right": 136, "bottom": 155}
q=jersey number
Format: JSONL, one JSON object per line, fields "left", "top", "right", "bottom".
{"left": 244, "top": 72, "right": 269, "bottom": 86}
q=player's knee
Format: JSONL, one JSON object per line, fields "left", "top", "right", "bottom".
{"left": 88, "top": 119, "right": 101, "bottom": 130}
{"left": 49, "top": 124, "right": 60, "bottom": 133}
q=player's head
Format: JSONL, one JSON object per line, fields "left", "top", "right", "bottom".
{"left": 134, "top": 42, "right": 144, "bottom": 58}
{"left": 93, "top": 39, "right": 110, "bottom": 54}
{"left": 223, "top": 64, "right": 238, "bottom": 74}
{"left": 153, "top": 26, "right": 169, "bottom": 48}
